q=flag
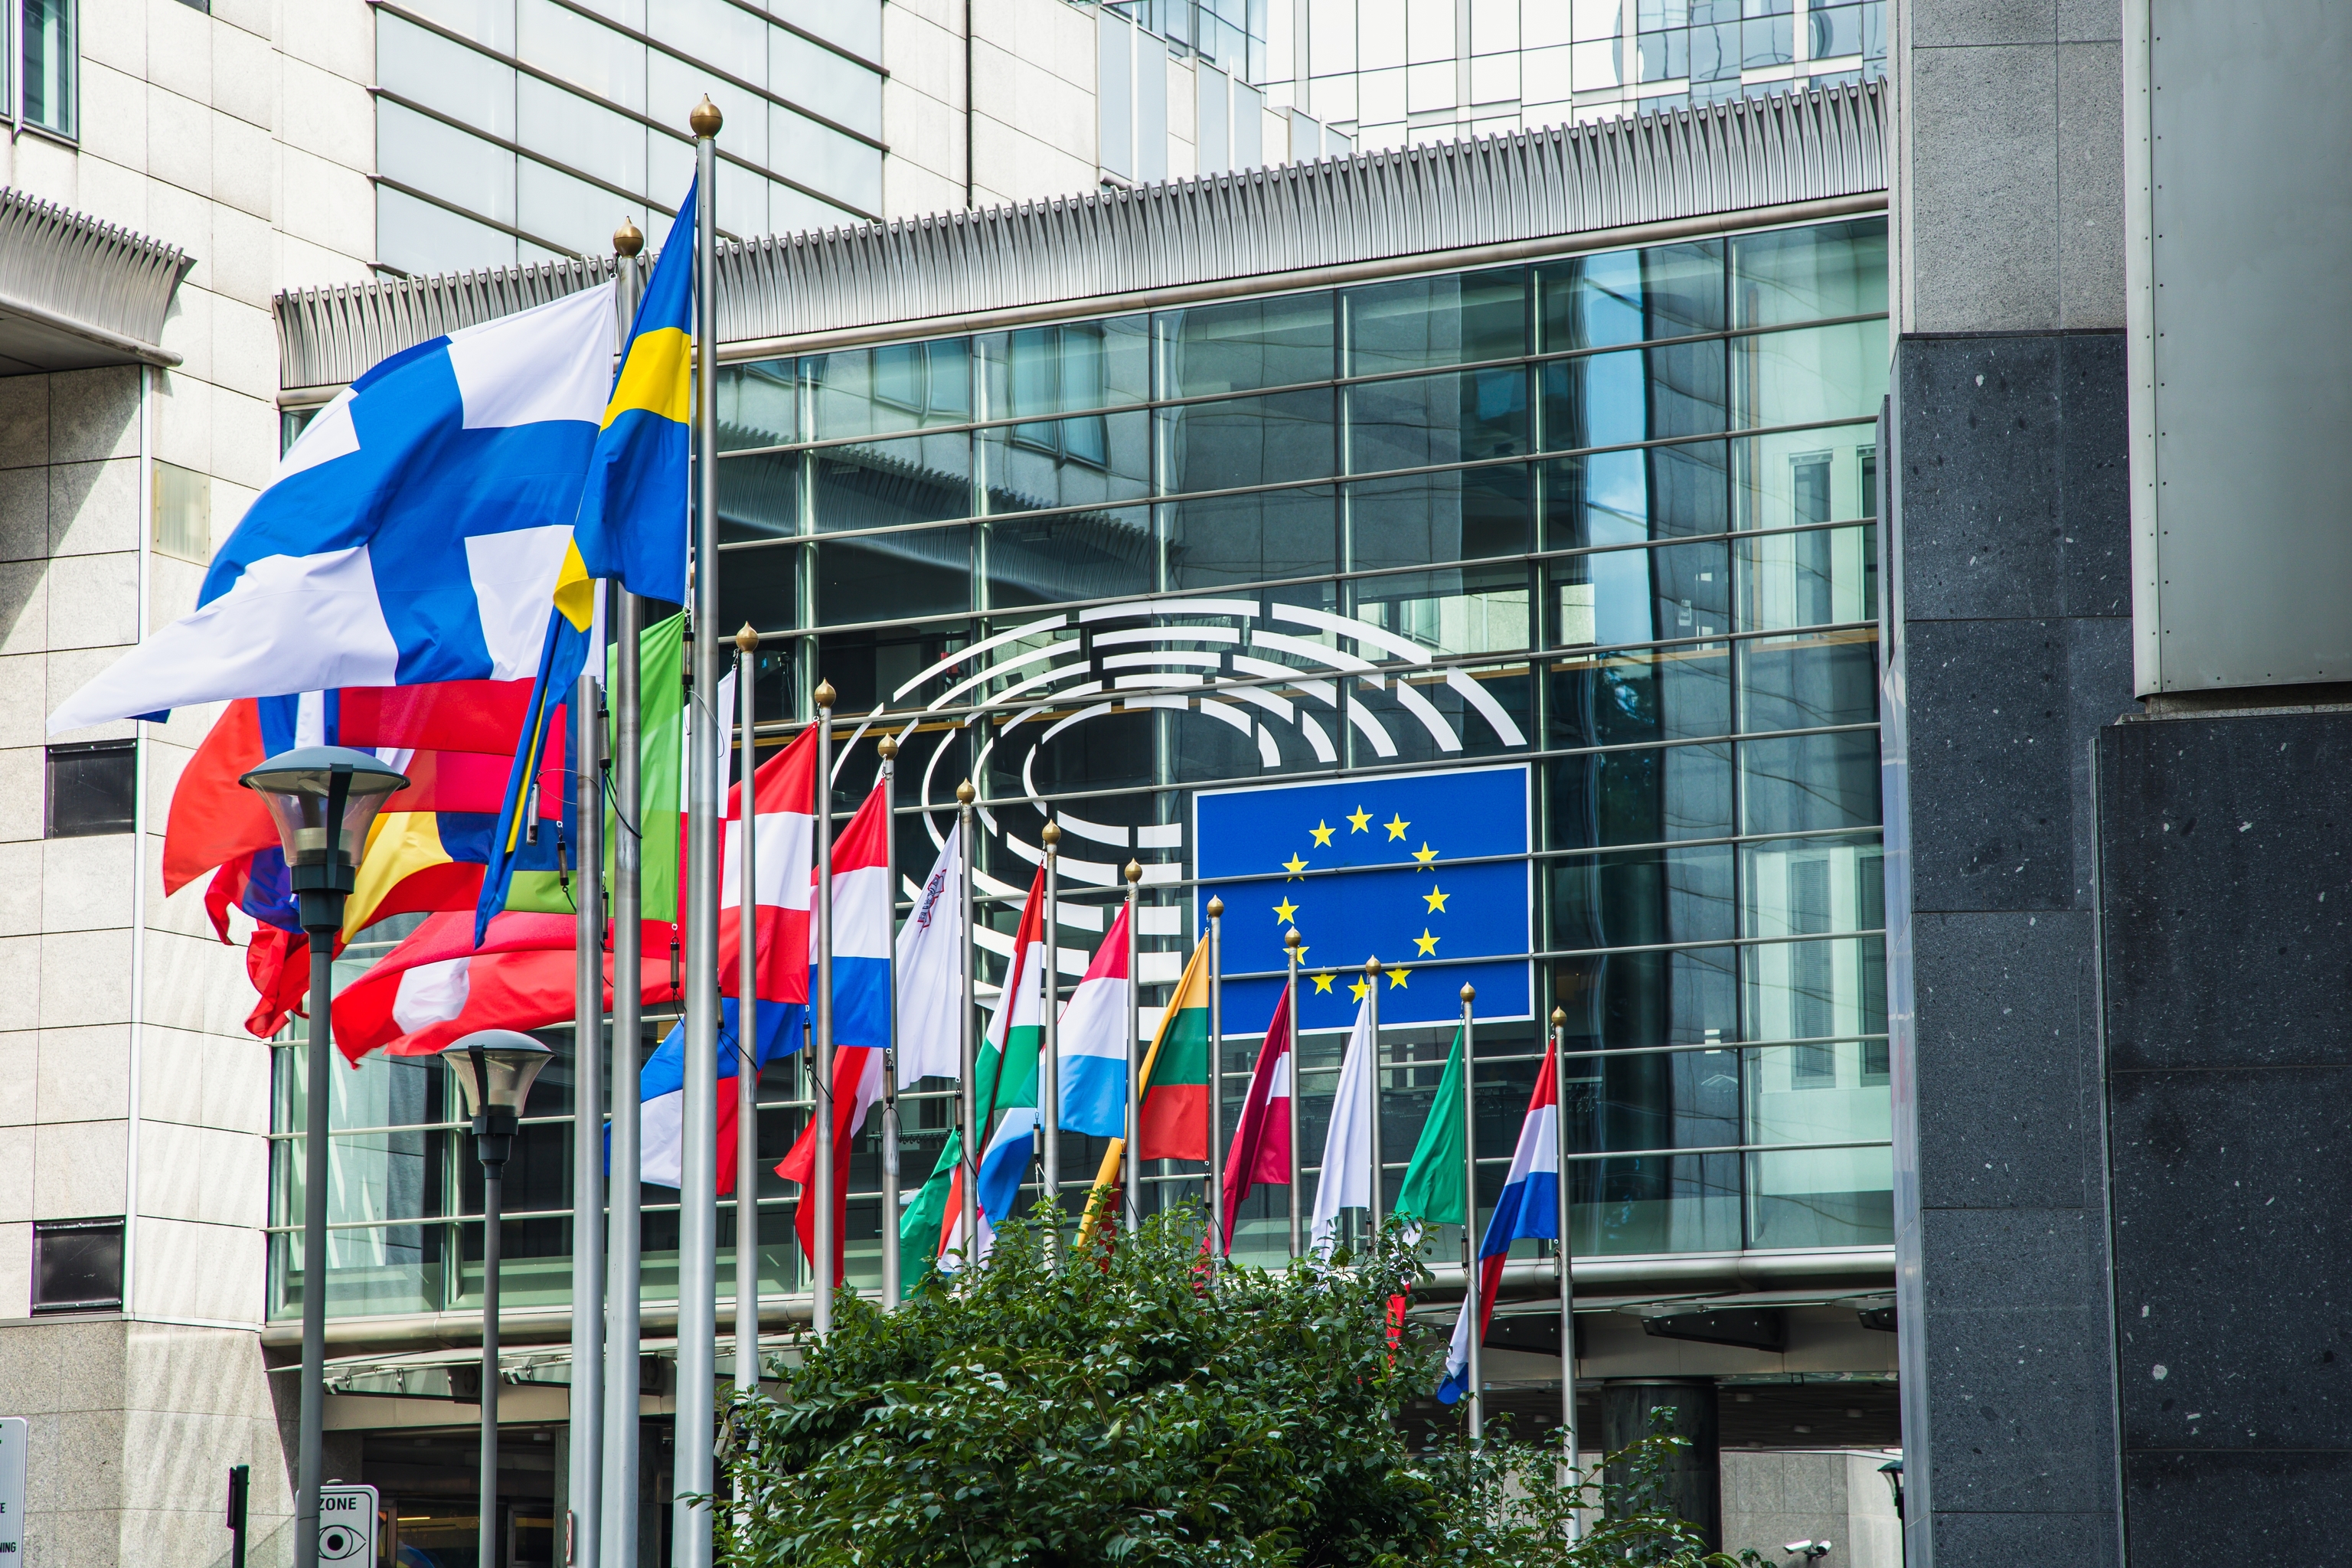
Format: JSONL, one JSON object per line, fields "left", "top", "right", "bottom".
{"left": 1392, "top": 1025, "right": 1469, "bottom": 1237}
{"left": 970, "top": 868, "right": 1052, "bottom": 1252}
{"left": 1135, "top": 939, "right": 1212, "bottom": 1161}
{"left": 1310, "top": 986, "right": 1377, "bottom": 1250}
{"left": 897, "top": 1131, "right": 959, "bottom": 1294}
{"left": 1194, "top": 765, "right": 1533, "bottom": 1030}
{"left": 892, "top": 822, "right": 965, "bottom": 1087}
{"left": 1439, "top": 1050, "right": 1561, "bottom": 1405}
{"left": 572, "top": 178, "right": 694, "bottom": 606}
{"left": 776, "top": 782, "right": 894, "bottom": 1280}
{"left": 609, "top": 612, "right": 688, "bottom": 925}
{"left": 1055, "top": 904, "right": 1132, "bottom": 1138}
{"left": 719, "top": 723, "right": 814, "bottom": 1010}
{"left": 162, "top": 698, "right": 278, "bottom": 895}
{"left": 332, "top": 911, "right": 589, "bottom": 1061}
{"left": 1216, "top": 984, "right": 1294, "bottom": 1256}
{"left": 474, "top": 544, "right": 594, "bottom": 942}
{"left": 636, "top": 998, "right": 798, "bottom": 1195}
{"left": 51, "top": 285, "right": 617, "bottom": 733}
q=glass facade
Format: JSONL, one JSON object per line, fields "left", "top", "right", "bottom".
{"left": 1269, "top": 0, "right": 1886, "bottom": 150}
{"left": 372, "top": 0, "right": 884, "bottom": 276}
{"left": 270, "top": 215, "right": 1890, "bottom": 1320}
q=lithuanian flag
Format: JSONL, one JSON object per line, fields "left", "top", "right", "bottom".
{"left": 1135, "top": 939, "right": 1214, "bottom": 1161}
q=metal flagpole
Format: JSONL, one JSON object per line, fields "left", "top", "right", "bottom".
{"left": 877, "top": 734, "right": 901, "bottom": 1308}
{"left": 1040, "top": 820, "right": 1062, "bottom": 1264}
{"left": 567, "top": 590, "right": 606, "bottom": 1568}
{"left": 1364, "top": 956, "right": 1383, "bottom": 1246}
{"left": 1283, "top": 928, "right": 1302, "bottom": 1259}
{"left": 1206, "top": 897, "right": 1225, "bottom": 1266}
{"left": 675, "top": 93, "right": 724, "bottom": 1568}
{"left": 956, "top": 780, "right": 978, "bottom": 1266}
{"left": 1460, "top": 985, "right": 1481, "bottom": 1443}
{"left": 1554, "top": 1004, "right": 1579, "bottom": 1530}
{"left": 812, "top": 681, "right": 838, "bottom": 1334}
{"left": 599, "top": 211, "right": 646, "bottom": 1564}
{"left": 733, "top": 629, "right": 761, "bottom": 1392}
{"left": 1122, "top": 860, "right": 1142, "bottom": 1235}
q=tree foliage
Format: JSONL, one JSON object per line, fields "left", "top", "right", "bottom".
{"left": 717, "top": 1204, "right": 1759, "bottom": 1568}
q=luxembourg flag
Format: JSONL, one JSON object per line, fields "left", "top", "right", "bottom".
{"left": 1437, "top": 1050, "right": 1562, "bottom": 1405}
{"left": 1054, "top": 903, "right": 1132, "bottom": 1138}
{"left": 776, "top": 780, "right": 893, "bottom": 1277}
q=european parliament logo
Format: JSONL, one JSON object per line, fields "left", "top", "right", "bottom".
{"left": 1194, "top": 764, "right": 1532, "bottom": 1031}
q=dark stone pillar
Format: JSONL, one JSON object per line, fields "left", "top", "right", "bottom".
{"left": 1601, "top": 1378, "right": 1719, "bottom": 1547}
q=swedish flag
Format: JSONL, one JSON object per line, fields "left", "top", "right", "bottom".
{"left": 573, "top": 176, "right": 696, "bottom": 605}
{"left": 1194, "top": 765, "right": 1533, "bottom": 1030}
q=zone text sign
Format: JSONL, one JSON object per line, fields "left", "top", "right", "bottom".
{"left": 318, "top": 1483, "right": 378, "bottom": 1563}
{"left": 0, "top": 1417, "right": 23, "bottom": 1557}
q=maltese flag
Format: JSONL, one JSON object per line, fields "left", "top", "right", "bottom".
{"left": 51, "top": 285, "right": 616, "bottom": 733}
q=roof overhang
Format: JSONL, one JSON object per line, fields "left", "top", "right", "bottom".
{"left": 0, "top": 186, "right": 191, "bottom": 374}
{"left": 276, "top": 81, "right": 1886, "bottom": 396}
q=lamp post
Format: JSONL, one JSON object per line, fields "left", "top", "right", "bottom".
{"left": 238, "top": 745, "right": 408, "bottom": 1568}
{"left": 441, "top": 1030, "right": 555, "bottom": 1568}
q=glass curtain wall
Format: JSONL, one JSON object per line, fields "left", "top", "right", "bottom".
{"left": 270, "top": 215, "right": 1890, "bottom": 1319}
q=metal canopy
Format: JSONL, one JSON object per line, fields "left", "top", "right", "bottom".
{"left": 0, "top": 188, "right": 191, "bottom": 374}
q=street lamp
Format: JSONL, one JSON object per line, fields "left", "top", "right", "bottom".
{"left": 442, "top": 1030, "right": 554, "bottom": 1568}
{"left": 239, "top": 745, "right": 407, "bottom": 1568}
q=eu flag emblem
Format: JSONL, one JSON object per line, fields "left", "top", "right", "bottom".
{"left": 1194, "top": 764, "right": 1531, "bottom": 1031}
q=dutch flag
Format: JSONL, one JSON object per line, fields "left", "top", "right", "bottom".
{"left": 1438, "top": 1049, "right": 1562, "bottom": 1405}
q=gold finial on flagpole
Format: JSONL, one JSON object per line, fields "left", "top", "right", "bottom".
{"left": 691, "top": 96, "right": 723, "bottom": 137}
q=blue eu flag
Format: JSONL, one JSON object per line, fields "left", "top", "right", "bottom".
{"left": 1194, "top": 764, "right": 1532, "bottom": 1031}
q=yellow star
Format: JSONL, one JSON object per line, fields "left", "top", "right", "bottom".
{"left": 1412, "top": 841, "right": 1438, "bottom": 868}
{"left": 1282, "top": 853, "right": 1308, "bottom": 880}
{"left": 1385, "top": 813, "right": 1410, "bottom": 840}
{"left": 1387, "top": 965, "right": 1410, "bottom": 988}
{"left": 1310, "top": 820, "right": 1334, "bottom": 847}
{"left": 1346, "top": 806, "right": 1373, "bottom": 833}
{"left": 1293, "top": 942, "right": 1309, "bottom": 964}
{"left": 1424, "top": 884, "right": 1449, "bottom": 913}
{"left": 1413, "top": 928, "right": 1439, "bottom": 956}
{"left": 1349, "top": 975, "right": 1370, "bottom": 1001}
{"left": 1273, "top": 897, "right": 1299, "bottom": 924}
{"left": 1312, "top": 971, "right": 1335, "bottom": 993}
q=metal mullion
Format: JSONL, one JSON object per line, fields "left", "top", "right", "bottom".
{"left": 1563, "top": 1138, "right": 1889, "bottom": 1164}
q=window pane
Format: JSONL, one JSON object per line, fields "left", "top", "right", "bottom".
{"left": 379, "top": 100, "right": 517, "bottom": 227}
{"left": 21, "top": 0, "right": 76, "bottom": 135}
{"left": 1553, "top": 944, "right": 1737, "bottom": 1050}
{"left": 33, "top": 1221, "right": 124, "bottom": 1311}
{"left": 1543, "top": 441, "right": 1727, "bottom": 547}
{"left": 1550, "top": 843, "right": 1736, "bottom": 950}
{"left": 380, "top": 12, "right": 517, "bottom": 140}
{"left": 1742, "top": 11, "right": 1791, "bottom": 66}
{"left": 1741, "top": 837, "right": 1883, "bottom": 940}
{"left": 810, "top": 434, "right": 972, "bottom": 532}
{"left": 1730, "top": 423, "right": 1877, "bottom": 530}
{"left": 772, "top": 103, "right": 882, "bottom": 216}
{"left": 1548, "top": 642, "right": 1732, "bottom": 748}
{"left": 1729, "top": 320, "right": 1889, "bottom": 430}
{"left": 1740, "top": 731, "right": 1881, "bottom": 834}
{"left": 814, "top": 623, "right": 973, "bottom": 717}
{"left": 1547, "top": 540, "right": 1729, "bottom": 650}
{"left": 716, "top": 451, "right": 801, "bottom": 544}
{"left": 518, "top": 0, "right": 645, "bottom": 112}
{"left": 984, "top": 508, "right": 1156, "bottom": 608}
{"left": 716, "top": 359, "right": 798, "bottom": 451}
{"left": 1342, "top": 267, "right": 1527, "bottom": 377}
{"left": 47, "top": 743, "right": 136, "bottom": 838}
{"left": 518, "top": 77, "right": 645, "bottom": 194}
{"left": 1546, "top": 741, "right": 1733, "bottom": 848}
{"left": 1348, "top": 464, "right": 1531, "bottom": 570}
{"left": 809, "top": 341, "right": 972, "bottom": 439}
{"left": 1538, "top": 240, "right": 1723, "bottom": 351}
{"left": 1735, "top": 522, "right": 1876, "bottom": 632}
{"left": 1731, "top": 217, "right": 1888, "bottom": 328}
{"left": 1346, "top": 368, "right": 1531, "bottom": 474}
{"left": 1740, "top": 629, "right": 1880, "bottom": 733}
{"left": 1161, "top": 487, "right": 1337, "bottom": 589}
{"left": 980, "top": 412, "right": 1151, "bottom": 514}
{"left": 1159, "top": 387, "right": 1336, "bottom": 493}
{"left": 1158, "top": 292, "right": 1335, "bottom": 397}
{"left": 1566, "top": 1151, "right": 1744, "bottom": 1255}
{"left": 1348, "top": 562, "right": 1532, "bottom": 660}
{"left": 815, "top": 527, "right": 972, "bottom": 626}
{"left": 774, "top": 27, "right": 881, "bottom": 139}
{"left": 717, "top": 542, "right": 800, "bottom": 635}
{"left": 981, "top": 317, "right": 1150, "bottom": 419}
{"left": 1541, "top": 341, "right": 1727, "bottom": 450}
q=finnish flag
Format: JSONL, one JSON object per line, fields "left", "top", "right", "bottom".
{"left": 50, "top": 284, "right": 618, "bottom": 734}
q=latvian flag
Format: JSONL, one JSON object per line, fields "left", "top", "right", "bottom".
{"left": 1437, "top": 1049, "right": 1562, "bottom": 1405}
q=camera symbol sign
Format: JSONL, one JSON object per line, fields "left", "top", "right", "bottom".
{"left": 318, "top": 1484, "right": 377, "bottom": 1562}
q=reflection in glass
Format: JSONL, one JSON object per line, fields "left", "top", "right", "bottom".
{"left": 1547, "top": 541, "right": 1728, "bottom": 650}
{"left": 1740, "top": 629, "right": 1880, "bottom": 733}
{"left": 1731, "top": 217, "right": 1889, "bottom": 328}
{"left": 1158, "top": 290, "right": 1334, "bottom": 396}
{"left": 718, "top": 543, "right": 799, "bottom": 635}
{"left": 1538, "top": 239, "right": 1723, "bottom": 351}
{"left": 809, "top": 433, "right": 972, "bottom": 532}
{"left": 1729, "top": 320, "right": 1888, "bottom": 430}
{"left": 1548, "top": 742, "right": 1733, "bottom": 850}
{"left": 1343, "top": 267, "right": 1528, "bottom": 377}
{"left": 812, "top": 622, "right": 973, "bottom": 720}
{"left": 1158, "top": 387, "right": 1337, "bottom": 492}
{"left": 815, "top": 526, "right": 972, "bottom": 626}
{"left": 985, "top": 508, "right": 1156, "bottom": 608}
{"left": 1740, "top": 732, "right": 1881, "bottom": 834}
{"left": 1543, "top": 441, "right": 1727, "bottom": 547}
{"left": 1542, "top": 341, "right": 1727, "bottom": 449}
{"left": 1547, "top": 643, "right": 1732, "bottom": 748}
{"left": 1551, "top": 843, "right": 1736, "bottom": 951}
{"left": 980, "top": 412, "right": 1150, "bottom": 514}
{"left": 1732, "top": 426, "right": 1877, "bottom": 530}
{"left": 1161, "top": 486, "right": 1337, "bottom": 589}
{"left": 808, "top": 338, "right": 972, "bottom": 439}
{"left": 981, "top": 315, "right": 1151, "bottom": 419}
{"left": 717, "top": 449, "right": 801, "bottom": 542}
{"left": 1348, "top": 464, "right": 1530, "bottom": 569}
{"left": 1350, "top": 563, "right": 1531, "bottom": 660}
{"left": 1347, "top": 368, "right": 1531, "bottom": 474}
{"left": 715, "top": 358, "right": 797, "bottom": 451}
{"left": 1736, "top": 524, "right": 1877, "bottom": 632}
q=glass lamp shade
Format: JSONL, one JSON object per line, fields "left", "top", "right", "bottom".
{"left": 237, "top": 745, "right": 410, "bottom": 867}
{"left": 440, "top": 1031, "right": 554, "bottom": 1120}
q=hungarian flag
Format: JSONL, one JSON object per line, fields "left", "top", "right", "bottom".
{"left": 1215, "top": 983, "right": 1295, "bottom": 1256}
{"left": 1135, "top": 939, "right": 1213, "bottom": 1160}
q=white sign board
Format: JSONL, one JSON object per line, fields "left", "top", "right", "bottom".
{"left": 318, "top": 1483, "right": 378, "bottom": 1563}
{"left": 0, "top": 1417, "right": 24, "bottom": 1559}
{"left": 0, "top": 1419, "right": 24, "bottom": 1560}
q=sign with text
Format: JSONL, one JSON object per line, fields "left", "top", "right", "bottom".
{"left": 0, "top": 1418, "right": 24, "bottom": 1558}
{"left": 318, "top": 1483, "right": 378, "bottom": 1563}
